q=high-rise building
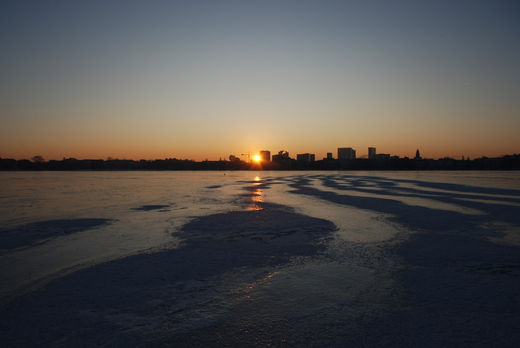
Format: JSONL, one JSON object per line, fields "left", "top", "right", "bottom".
{"left": 272, "top": 150, "right": 290, "bottom": 162}
{"left": 260, "top": 150, "right": 271, "bottom": 162}
{"left": 326, "top": 152, "right": 333, "bottom": 160}
{"left": 415, "top": 149, "right": 422, "bottom": 160}
{"left": 368, "top": 147, "right": 376, "bottom": 159}
{"left": 296, "top": 153, "right": 315, "bottom": 162}
{"left": 338, "top": 147, "right": 356, "bottom": 160}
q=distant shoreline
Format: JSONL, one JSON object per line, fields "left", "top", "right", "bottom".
{"left": 1, "top": 155, "right": 519, "bottom": 171}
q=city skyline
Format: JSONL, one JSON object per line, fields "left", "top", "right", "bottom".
{"left": 2, "top": 143, "right": 514, "bottom": 163}
{"left": 1, "top": 1, "right": 519, "bottom": 161}
{"left": 1, "top": 139, "right": 517, "bottom": 163}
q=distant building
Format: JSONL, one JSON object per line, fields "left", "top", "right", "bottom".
{"left": 338, "top": 147, "right": 356, "bottom": 160}
{"left": 272, "top": 150, "right": 290, "bottom": 162}
{"left": 368, "top": 147, "right": 376, "bottom": 159}
{"left": 415, "top": 149, "right": 422, "bottom": 160}
{"left": 375, "top": 153, "right": 390, "bottom": 160}
{"left": 229, "top": 155, "right": 239, "bottom": 162}
{"left": 260, "top": 150, "right": 271, "bottom": 162}
{"left": 296, "top": 153, "right": 315, "bottom": 162}
{"left": 323, "top": 152, "right": 334, "bottom": 161}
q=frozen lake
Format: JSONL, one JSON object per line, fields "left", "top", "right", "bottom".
{"left": 1, "top": 171, "right": 520, "bottom": 346}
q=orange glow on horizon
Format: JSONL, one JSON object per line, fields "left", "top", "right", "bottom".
{"left": 253, "top": 155, "right": 261, "bottom": 162}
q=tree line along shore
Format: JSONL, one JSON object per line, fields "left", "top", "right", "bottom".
{"left": 1, "top": 154, "right": 519, "bottom": 171}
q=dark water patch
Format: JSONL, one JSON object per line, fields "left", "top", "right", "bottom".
{"left": 0, "top": 218, "right": 113, "bottom": 252}
{"left": 0, "top": 204, "right": 336, "bottom": 346}
{"left": 131, "top": 204, "right": 170, "bottom": 211}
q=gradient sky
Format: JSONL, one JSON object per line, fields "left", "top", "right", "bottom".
{"left": 1, "top": 0, "right": 519, "bottom": 160}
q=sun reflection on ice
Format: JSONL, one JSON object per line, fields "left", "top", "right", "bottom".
{"left": 247, "top": 176, "right": 264, "bottom": 211}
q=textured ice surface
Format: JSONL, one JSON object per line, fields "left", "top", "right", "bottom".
{"left": 0, "top": 218, "right": 114, "bottom": 251}
{"left": 0, "top": 171, "right": 519, "bottom": 347}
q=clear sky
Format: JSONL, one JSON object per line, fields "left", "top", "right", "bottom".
{"left": 1, "top": 0, "right": 519, "bottom": 160}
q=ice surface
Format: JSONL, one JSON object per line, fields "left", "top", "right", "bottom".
{"left": 0, "top": 171, "right": 519, "bottom": 346}
{"left": 0, "top": 218, "right": 114, "bottom": 252}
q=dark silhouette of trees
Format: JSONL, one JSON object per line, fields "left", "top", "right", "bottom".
{"left": 31, "top": 155, "right": 44, "bottom": 163}
{"left": 0, "top": 154, "right": 519, "bottom": 171}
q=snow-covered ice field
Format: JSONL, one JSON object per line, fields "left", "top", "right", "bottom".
{"left": 1, "top": 171, "right": 519, "bottom": 347}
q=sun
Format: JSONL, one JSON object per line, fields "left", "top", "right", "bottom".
{"left": 253, "top": 155, "right": 261, "bottom": 163}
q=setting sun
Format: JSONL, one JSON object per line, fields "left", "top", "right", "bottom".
{"left": 253, "top": 155, "right": 261, "bottom": 162}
